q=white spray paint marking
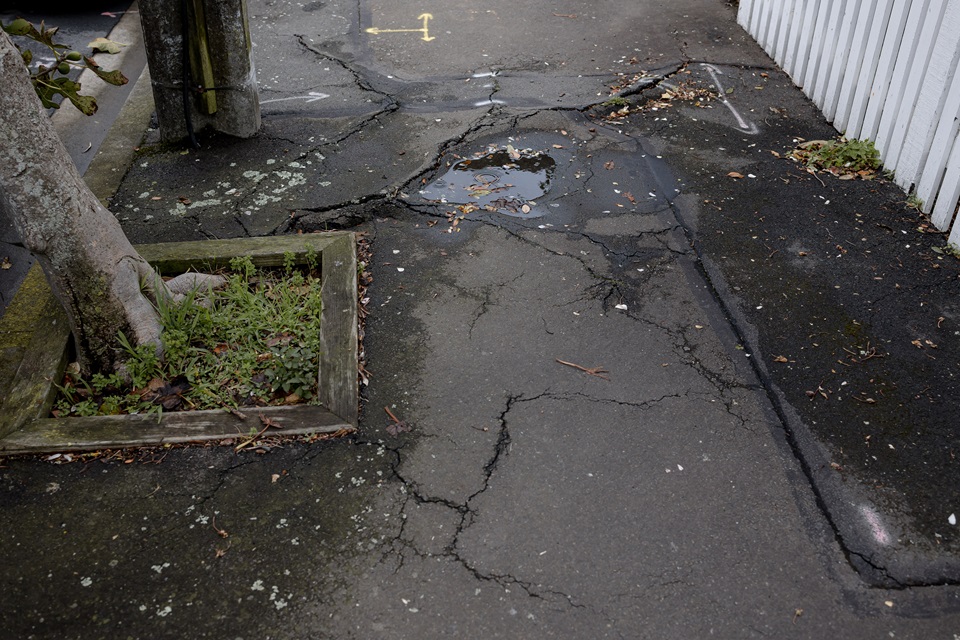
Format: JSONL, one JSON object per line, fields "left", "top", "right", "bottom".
{"left": 859, "top": 504, "right": 893, "bottom": 546}
{"left": 260, "top": 91, "right": 330, "bottom": 105}
{"left": 700, "top": 64, "right": 759, "bottom": 135}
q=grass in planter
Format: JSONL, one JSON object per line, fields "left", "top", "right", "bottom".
{"left": 54, "top": 252, "right": 323, "bottom": 418}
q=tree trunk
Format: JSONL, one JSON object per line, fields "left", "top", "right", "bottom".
{"left": 0, "top": 29, "right": 164, "bottom": 374}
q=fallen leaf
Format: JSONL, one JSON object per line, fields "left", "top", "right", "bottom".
{"left": 88, "top": 37, "right": 127, "bottom": 54}
{"left": 728, "top": 172, "right": 745, "bottom": 179}
{"left": 0, "top": 257, "right": 11, "bottom": 270}
{"left": 773, "top": 355, "right": 788, "bottom": 363}
{"left": 603, "top": 161, "right": 615, "bottom": 170}
{"left": 271, "top": 474, "right": 281, "bottom": 483}
{"left": 259, "top": 414, "right": 283, "bottom": 429}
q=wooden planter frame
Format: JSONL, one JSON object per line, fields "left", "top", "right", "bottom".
{"left": 0, "top": 232, "right": 357, "bottom": 455}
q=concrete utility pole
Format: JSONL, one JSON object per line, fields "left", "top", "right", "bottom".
{"left": 138, "top": 0, "right": 260, "bottom": 142}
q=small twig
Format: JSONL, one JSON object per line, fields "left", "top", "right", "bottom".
{"left": 223, "top": 405, "right": 247, "bottom": 420}
{"left": 384, "top": 406, "right": 401, "bottom": 424}
{"left": 556, "top": 359, "right": 610, "bottom": 381}
{"left": 235, "top": 423, "right": 271, "bottom": 452}
{"left": 143, "top": 484, "right": 161, "bottom": 498}
{"left": 212, "top": 515, "right": 229, "bottom": 538}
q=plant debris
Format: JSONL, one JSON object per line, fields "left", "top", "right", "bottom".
{"left": 556, "top": 358, "right": 610, "bottom": 381}
{"left": 787, "top": 137, "right": 881, "bottom": 180}
{"left": 54, "top": 252, "right": 325, "bottom": 418}
{"left": 384, "top": 406, "right": 412, "bottom": 436}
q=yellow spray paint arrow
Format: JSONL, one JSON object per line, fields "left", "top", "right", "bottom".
{"left": 365, "top": 13, "right": 434, "bottom": 41}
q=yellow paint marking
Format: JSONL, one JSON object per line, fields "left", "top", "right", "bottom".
{"left": 365, "top": 13, "right": 434, "bottom": 41}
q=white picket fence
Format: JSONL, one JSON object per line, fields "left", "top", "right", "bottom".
{"left": 738, "top": 0, "right": 960, "bottom": 246}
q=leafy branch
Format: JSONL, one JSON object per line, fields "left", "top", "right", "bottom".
{"left": 1, "top": 17, "right": 127, "bottom": 115}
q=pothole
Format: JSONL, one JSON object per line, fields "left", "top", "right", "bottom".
{"left": 419, "top": 145, "right": 556, "bottom": 218}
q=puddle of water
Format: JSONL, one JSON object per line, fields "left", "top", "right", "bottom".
{"left": 420, "top": 148, "right": 555, "bottom": 218}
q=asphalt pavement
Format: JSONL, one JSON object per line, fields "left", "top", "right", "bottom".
{"left": 2, "top": 0, "right": 960, "bottom": 637}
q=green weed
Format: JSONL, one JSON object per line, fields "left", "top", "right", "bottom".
{"left": 603, "top": 96, "right": 630, "bottom": 108}
{"left": 54, "top": 258, "right": 325, "bottom": 417}
{"left": 800, "top": 138, "right": 881, "bottom": 172}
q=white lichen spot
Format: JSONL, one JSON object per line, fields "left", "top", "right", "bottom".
{"left": 254, "top": 194, "right": 282, "bottom": 206}
{"left": 188, "top": 199, "right": 222, "bottom": 208}
{"left": 151, "top": 562, "right": 170, "bottom": 574}
{"left": 276, "top": 518, "right": 288, "bottom": 529}
{"left": 288, "top": 161, "right": 304, "bottom": 168}
{"left": 243, "top": 170, "right": 268, "bottom": 182}
{"left": 156, "top": 606, "right": 172, "bottom": 617}
{"left": 319, "top": 181, "right": 332, "bottom": 187}
{"left": 287, "top": 173, "right": 306, "bottom": 188}
{"left": 267, "top": 159, "right": 276, "bottom": 165}
{"left": 251, "top": 579, "right": 265, "bottom": 591}
{"left": 80, "top": 576, "right": 92, "bottom": 587}
{"left": 139, "top": 192, "right": 151, "bottom": 199}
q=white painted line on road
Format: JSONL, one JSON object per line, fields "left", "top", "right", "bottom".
{"left": 701, "top": 63, "right": 760, "bottom": 135}
{"left": 260, "top": 92, "right": 330, "bottom": 104}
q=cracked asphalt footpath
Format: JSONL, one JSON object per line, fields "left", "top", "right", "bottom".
{"left": 2, "top": 0, "right": 960, "bottom": 637}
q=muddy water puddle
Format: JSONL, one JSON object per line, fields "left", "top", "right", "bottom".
{"left": 420, "top": 146, "right": 555, "bottom": 218}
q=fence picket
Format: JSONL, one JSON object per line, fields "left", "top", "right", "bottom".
{"left": 861, "top": 0, "right": 912, "bottom": 141}
{"left": 802, "top": 2, "right": 832, "bottom": 95}
{"left": 875, "top": 0, "right": 934, "bottom": 162}
{"left": 793, "top": 0, "right": 821, "bottom": 84}
{"left": 834, "top": 1, "right": 878, "bottom": 132}
{"left": 812, "top": 2, "right": 846, "bottom": 107}
{"left": 931, "top": 133, "right": 960, "bottom": 232}
{"left": 823, "top": 1, "right": 862, "bottom": 122}
{"left": 846, "top": 3, "right": 892, "bottom": 138}
{"left": 886, "top": 0, "right": 949, "bottom": 175}
{"left": 899, "top": 2, "right": 960, "bottom": 195}
{"left": 740, "top": 0, "right": 960, "bottom": 243}
{"left": 914, "top": 69, "right": 960, "bottom": 219}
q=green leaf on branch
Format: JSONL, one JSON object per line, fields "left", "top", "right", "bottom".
{"left": 38, "top": 77, "right": 98, "bottom": 115}
{"left": 84, "top": 57, "right": 128, "bottom": 86}
{"left": 2, "top": 17, "right": 127, "bottom": 115}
